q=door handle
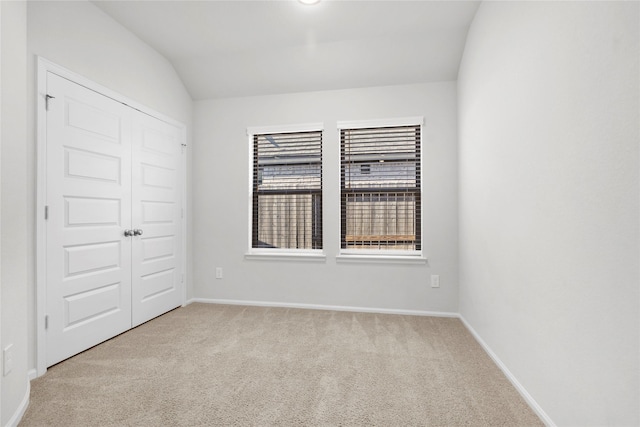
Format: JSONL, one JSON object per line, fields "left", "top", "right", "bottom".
{"left": 124, "top": 229, "right": 134, "bottom": 237}
{"left": 133, "top": 229, "right": 143, "bottom": 236}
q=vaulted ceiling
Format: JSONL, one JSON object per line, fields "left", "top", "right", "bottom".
{"left": 92, "top": 1, "right": 480, "bottom": 100}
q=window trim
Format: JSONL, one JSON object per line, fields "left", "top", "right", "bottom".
{"left": 246, "top": 123, "right": 325, "bottom": 257}
{"left": 337, "top": 116, "right": 425, "bottom": 260}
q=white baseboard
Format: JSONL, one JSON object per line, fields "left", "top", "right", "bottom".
{"left": 27, "top": 368, "right": 37, "bottom": 381}
{"left": 187, "top": 297, "right": 459, "bottom": 318}
{"left": 5, "top": 375, "right": 30, "bottom": 427}
{"left": 459, "top": 315, "right": 556, "bottom": 427}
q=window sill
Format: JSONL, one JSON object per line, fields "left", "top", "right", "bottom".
{"left": 336, "top": 254, "right": 428, "bottom": 265}
{"left": 244, "top": 252, "right": 327, "bottom": 263}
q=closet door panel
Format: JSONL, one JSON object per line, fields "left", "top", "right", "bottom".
{"left": 45, "top": 73, "right": 133, "bottom": 367}
{"left": 131, "top": 112, "right": 183, "bottom": 327}
{"left": 44, "top": 71, "right": 185, "bottom": 367}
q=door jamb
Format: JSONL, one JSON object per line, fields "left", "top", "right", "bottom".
{"left": 36, "top": 57, "right": 188, "bottom": 376}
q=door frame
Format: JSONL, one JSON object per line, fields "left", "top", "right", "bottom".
{"left": 36, "top": 57, "right": 188, "bottom": 376}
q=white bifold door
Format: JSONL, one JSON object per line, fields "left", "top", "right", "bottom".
{"left": 45, "top": 73, "right": 183, "bottom": 367}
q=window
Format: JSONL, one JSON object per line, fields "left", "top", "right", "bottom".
{"left": 340, "top": 119, "right": 422, "bottom": 254}
{"left": 250, "top": 127, "right": 322, "bottom": 251}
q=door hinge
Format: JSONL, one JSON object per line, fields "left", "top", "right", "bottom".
{"left": 45, "top": 94, "right": 55, "bottom": 111}
{"left": 44, "top": 205, "right": 49, "bottom": 220}
{"left": 181, "top": 143, "right": 187, "bottom": 154}
{"left": 45, "top": 315, "right": 49, "bottom": 330}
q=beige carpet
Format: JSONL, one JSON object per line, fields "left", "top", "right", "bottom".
{"left": 21, "top": 303, "right": 542, "bottom": 426}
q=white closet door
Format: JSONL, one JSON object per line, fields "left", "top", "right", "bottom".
{"left": 45, "top": 73, "right": 133, "bottom": 367}
{"left": 131, "top": 111, "right": 183, "bottom": 327}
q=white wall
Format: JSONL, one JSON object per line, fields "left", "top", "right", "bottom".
{"left": 458, "top": 2, "right": 639, "bottom": 425}
{"left": 1, "top": 1, "right": 29, "bottom": 424}
{"left": 193, "top": 82, "right": 458, "bottom": 313}
{"left": 26, "top": 0, "right": 193, "bottom": 374}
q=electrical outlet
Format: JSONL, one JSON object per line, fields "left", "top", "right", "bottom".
{"left": 3, "top": 344, "right": 14, "bottom": 376}
{"left": 430, "top": 275, "right": 440, "bottom": 288}
{"left": 215, "top": 267, "right": 223, "bottom": 279}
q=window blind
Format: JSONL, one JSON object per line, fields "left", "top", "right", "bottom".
{"left": 252, "top": 130, "right": 322, "bottom": 250}
{"left": 340, "top": 125, "right": 421, "bottom": 251}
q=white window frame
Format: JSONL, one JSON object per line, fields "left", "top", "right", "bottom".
{"left": 245, "top": 122, "right": 326, "bottom": 261}
{"left": 336, "top": 116, "right": 427, "bottom": 264}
